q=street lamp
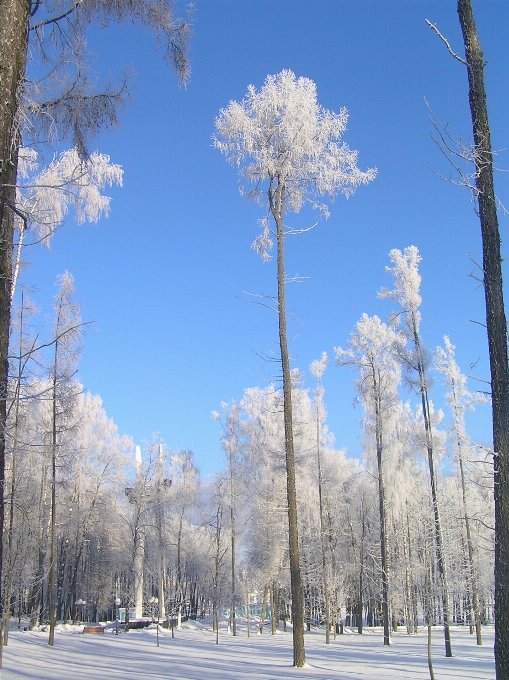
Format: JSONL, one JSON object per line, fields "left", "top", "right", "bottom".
{"left": 114, "top": 597, "right": 121, "bottom": 635}
{"left": 75, "top": 599, "right": 86, "bottom": 623}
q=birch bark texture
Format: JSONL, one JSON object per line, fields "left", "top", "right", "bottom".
{"left": 214, "top": 69, "right": 376, "bottom": 666}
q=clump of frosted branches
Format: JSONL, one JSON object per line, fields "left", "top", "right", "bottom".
{"left": 435, "top": 335, "right": 488, "bottom": 414}
{"left": 310, "top": 351, "right": 328, "bottom": 380}
{"left": 378, "top": 245, "right": 423, "bottom": 331}
{"left": 213, "top": 69, "right": 377, "bottom": 259}
{"left": 335, "top": 313, "right": 405, "bottom": 407}
{"left": 17, "top": 147, "right": 123, "bottom": 242}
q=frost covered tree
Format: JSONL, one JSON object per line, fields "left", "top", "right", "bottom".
{"left": 214, "top": 69, "right": 376, "bottom": 667}
{"left": 380, "top": 246, "right": 452, "bottom": 657}
{"left": 0, "top": 4, "right": 191, "bottom": 646}
{"left": 212, "top": 401, "right": 245, "bottom": 636}
{"left": 336, "top": 314, "right": 405, "bottom": 646}
{"left": 435, "top": 336, "right": 486, "bottom": 645}
{"left": 309, "top": 352, "right": 333, "bottom": 644}
{"left": 46, "top": 272, "right": 85, "bottom": 647}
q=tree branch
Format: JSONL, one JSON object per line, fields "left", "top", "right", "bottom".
{"left": 425, "top": 19, "right": 468, "bottom": 65}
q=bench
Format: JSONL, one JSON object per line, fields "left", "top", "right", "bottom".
{"left": 83, "top": 625, "right": 105, "bottom": 634}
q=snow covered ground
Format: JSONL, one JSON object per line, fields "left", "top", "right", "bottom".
{"left": 1, "top": 620, "right": 495, "bottom": 679}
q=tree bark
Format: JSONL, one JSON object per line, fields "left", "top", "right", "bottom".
{"left": 0, "top": 0, "right": 30, "bottom": 667}
{"left": 457, "top": 2, "right": 509, "bottom": 675}
{"left": 270, "top": 176, "right": 305, "bottom": 667}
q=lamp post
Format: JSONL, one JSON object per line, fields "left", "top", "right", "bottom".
{"left": 75, "top": 599, "right": 86, "bottom": 623}
{"left": 115, "top": 597, "right": 121, "bottom": 635}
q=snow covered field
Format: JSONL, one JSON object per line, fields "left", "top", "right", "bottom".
{"left": 0, "top": 621, "right": 494, "bottom": 679}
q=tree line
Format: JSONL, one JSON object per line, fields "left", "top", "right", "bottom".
{"left": 0, "top": 1, "right": 506, "bottom": 677}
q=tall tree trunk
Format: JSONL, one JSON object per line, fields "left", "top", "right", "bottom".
{"left": 454, "top": 403, "right": 482, "bottom": 645}
{"left": 314, "top": 379, "right": 331, "bottom": 644}
{"left": 48, "top": 340, "right": 59, "bottom": 646}
{"left": 259, "top": 583, "right": 269, "bottom": 635}
{"left": 269, "top": 176, "right": 305, "bottom": 667}
{"left": 412, "top": 319, "right": 452, "bottom": 657}
{"left": 374, "top": 371, "right": 391, "bottom": 646}
{"left": 0, "top": 0, "right": 30, "bottom": 667}
{"left": 457, "top": 2, "right": 509, "bottom": 675}
{"left": 229, "top": 452, "right": 236, "bottom": 636}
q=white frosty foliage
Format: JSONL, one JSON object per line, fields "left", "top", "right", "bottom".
{"left": 378, "top": 245, "right": 422, "bottom": 330}
{"left": 309, "top": 351, "right": 328, "bottom": 380}
{"left": 16, "top": 146, "right": 123, "bottom": 242}
{"left": 335, "top": 313, "right": 405, "bottom": 408}
{"left": 435, "top": 336, "right": 487, "bottom": 414}
{"left": 213, "top": 69, "right": 377, "bottom": 259}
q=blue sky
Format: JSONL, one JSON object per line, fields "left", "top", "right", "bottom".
{"left": 24, "top": 1, "right": 508, "bottom": 477}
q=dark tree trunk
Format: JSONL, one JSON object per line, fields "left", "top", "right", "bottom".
{"left": 269, "top": 176, "right": 305, "bottom": 667}
{"left": 0, "top": 0, "right": 30, "bottom": 667}
{"left": 457, "top": 2, "right": 509, "bottom": 676}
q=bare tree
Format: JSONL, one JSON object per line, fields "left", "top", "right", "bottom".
{"left": 426, "top": 3, "right": 509, "bottom": 674}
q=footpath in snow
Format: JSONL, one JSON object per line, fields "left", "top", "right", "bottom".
{"left": 0, "top": 620, "right": 495, "bottom": 679}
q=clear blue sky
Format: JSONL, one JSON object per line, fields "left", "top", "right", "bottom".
{"left": 25, "top": 1, "right": 508, "bottom": 477}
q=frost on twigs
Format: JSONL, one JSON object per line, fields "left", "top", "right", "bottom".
{"left": 251, "top": 216, "right": 273, "bottom": 261}
{"left": 378, "top": 246, "right": 423, "bottom": 331}
{"left": 309, "top": 351, "right": 328, "bottom": 380}
{"left": 16, "top": 146, "right": 123, "bottom": 244}
{"left": 11, "top": 146, "right": 123, "bottom": 299}
{"left": 213, "top": 69, "right": 377, "bottom": 257}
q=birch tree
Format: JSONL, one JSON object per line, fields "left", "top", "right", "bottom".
{"left": 214, "top": 69, "right": 375, "bottom": 667}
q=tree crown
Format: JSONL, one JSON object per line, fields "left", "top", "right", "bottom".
{"left": 213, "top": 70, "right": 376, "bottom": 257}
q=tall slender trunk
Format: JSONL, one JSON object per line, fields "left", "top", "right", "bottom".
{"left": 3, "top": 292, "right": 26, "bottom": 645}
{"left": 259, "top": 583, "right": 269, "bottom": 635}
{"left": 373, "top": 370, "right": 390, "bottom": 646}
{"left": 314, "top": 380, "right": 331, "bottom": 644}
{"left": 457, "top": 3, "right": 509, "bottom": 674}
{"left": 269, "top": 176, "right": 305, "bottom": 667}
{"left": 48, "top": 339, "right": 59, "bottom": 647}
{"left": 0, "top": 1, "right": 30, "bottom": 667}
{"left": 229, "top": 450, "right": 236, "bottom": 636}
{"left": 412, "top": 319, "right": 452, "bottom": 657}
{"left": 452, "top": 393, "right": 482, "bottom": 645}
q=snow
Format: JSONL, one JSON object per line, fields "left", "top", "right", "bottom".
{"left": 1, "top": 621, "right": 495, "bottom": 679}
